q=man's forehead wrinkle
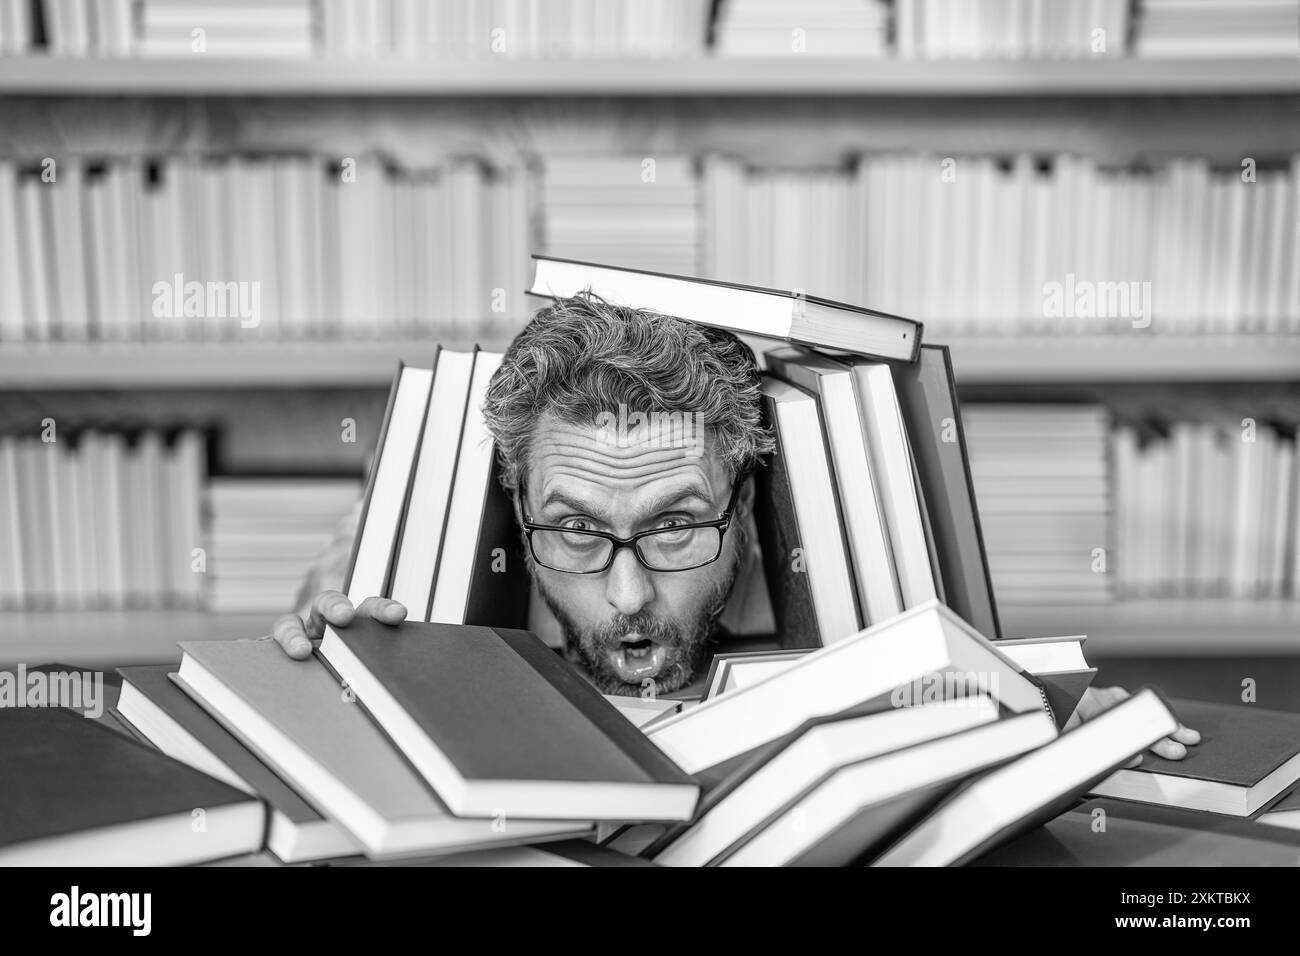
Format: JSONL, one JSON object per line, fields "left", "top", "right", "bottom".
{"left": 538, "top": 459, "right": 717, "bottom": 501}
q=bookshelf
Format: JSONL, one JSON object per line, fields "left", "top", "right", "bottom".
{"left": 1, "top": 10, "right": 1297, "bottom": 661}
{"left": 1, "top": 334, "right": 1296, "bottom": 388}
{"left": 1, "top": 600, "right": 1294, "bottom": 670}
{"left": 1, "top": 56, "right": 1298, "bottom": 97}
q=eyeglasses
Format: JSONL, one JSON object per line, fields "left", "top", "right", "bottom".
{"left": 517, "top": 482, "right": 741, "bottom": 574}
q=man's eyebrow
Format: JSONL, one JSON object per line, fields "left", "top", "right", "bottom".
{"left": 537, "top": 484, "right": 717, "bottom": 521}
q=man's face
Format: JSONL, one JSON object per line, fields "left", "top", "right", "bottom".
{"left": 520, "top": 411, "right": 746, "bottom": 696}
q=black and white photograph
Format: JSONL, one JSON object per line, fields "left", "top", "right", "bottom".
{"left": 0, "top": 0, "right": 1298, "bottom": 932}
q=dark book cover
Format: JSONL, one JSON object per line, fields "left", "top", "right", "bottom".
{"left": 1037, "top": 668, "right": 1098, "bottom": 730}
{"left": 0, "top": 706, "right": 259, "bottom": 851}
{"left": 461, "top": 456, "right": 530, "bottom": 630}
{"left": 752, "top": 389, "right": 824, "bottom": 650}
{"left": 328, "top": 617, "right": 696, "bottom": 789}
{"left": 1128, "top": 698, "right": 1300, "bottom": 787}
{"left": 116, "top": 664, "right": 327, "bottom": 828}
{"left": 886, "top": 344, "right": 1002, "bottom": 638}
{"left": 540, "top": 838, "right": 661, "bottom": 867}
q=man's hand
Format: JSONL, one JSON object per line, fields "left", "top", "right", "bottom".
{"left": 1066, "top": 685, "right": 1201, "bottom": 767}
{"left": 269, "top": 590, "right": 407, "bottom": 660}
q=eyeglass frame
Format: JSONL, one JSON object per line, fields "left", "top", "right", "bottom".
{"left": 514, "top": 479, "right": 743, "bottom": 574}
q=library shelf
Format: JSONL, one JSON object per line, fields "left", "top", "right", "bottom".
{"left": 0, "top": 600, "right": 1295, "bottom": 669}
{"left": 0, "top": 56, "right": 1297, "bottom": 97}
{"left": 999, "top": 599, "right": 1300, "bottom": 657}
{"left": 0, "top": 334, "right": 1295, "bottom": 389}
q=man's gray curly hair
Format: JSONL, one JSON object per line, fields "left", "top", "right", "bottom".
{"left": 482, "top": 292, "right": 775, "bottom": 498}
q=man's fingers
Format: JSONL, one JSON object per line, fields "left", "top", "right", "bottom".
{"left": 1125, "top": 753, "right": 1144, "bottom": 768}
{"left": 355, "top": 596, "right": 408, "bottom": 625}
{"left": 1150, "top": 737, "right": 1189, "bottom": 761}
{"left": 309, "top": 589, "right": 355, "bottom": 637}
{"left": 1170, "top": 723, "right": 1201, "bottom": 746}
{"left": 271, "top": 614, "right": 314, "bottom": 660}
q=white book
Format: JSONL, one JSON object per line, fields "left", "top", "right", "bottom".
{"left": 82, "top": 170, "right": 115, "bottom": 342}
{"left": 428, "top": 350, "right": 505, "bottom": 623}
{"left": 391, "top": 178, "right": 415, "bottom": 332}
{"left": 1229, "top": 427, "right": 1267, "bottom": 597}
{"left": 1220, "top": 177, "right": 1248, "bottom": 334}
{"left": 1287, "top": 158, "right": 1300, "bottom": 333}
{"left": 172, "top": 430, "right": 206, "bottom": 607}
{"left": 1, "top": 0, "right": 33, "bottom": 54}
{"left": 846, "top": 361, "right": 938, "bottom": 607}
{"left": 876, "top": 689, "right": 1177, "bottom": 867}
{"left": 67, "top": 441, "right": 95, "bottom": 608}
{"left": 347, "top": 364, "right": 436, "bottom": 604}
{"left": 92, "top": 432, "right": 125, "bottom": 607}
{"left": 389, "top": 350, "right": 476, "bottom": 620}
{"left": 1260, "top": 173, "right": 1289, "bottom": 332}
{"left": 272, "top": 157, "right": 306, "bottom": 337}
{"left": 17, "top": 441, "right": 51, "bottom": 606}
{"left": 16, "top": 177, "right": 53, "bottom": 342}
{"left": 1266, "top": 439, "right": 1294, "bottom": 597}
{"left": 658, "top": 697, "right": 1002, "bottom": 867}
{"left": 0, "top": 162, "right": 24, "bottom": 342}
{"left": 0, "top": 438, "right": 25, "bottom": 608}
{"left": 449, "top": 160, "right": 487, "bottom": 335}
{"left": 764, "top": 348, "right": 902, "bottom": 625}
{"left": 138, "top": 432, "right": 167, "bottom": 606}
{"left": 48, "top": 163, "right": 90, "bottom": 340}
{"left": 40, "top": 441, "right": 67, "bottom": 604}
{"left": 647, "top": 600, "right": 1054, "bottom": 776}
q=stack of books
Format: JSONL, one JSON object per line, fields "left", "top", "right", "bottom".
{"left": 540, "top": 157, "right": 700, "bottom": 278}
{"left": 35, "top": 0, "right": 132, "bottom": 56}
{"left": 1134, "top": 0, "right": 1300, "bottom": 58}
{"left": 135, "top": 0, "right": 316, "bottom": 58}
{"left": 0, "top": 429, "right": 204, "bottom": 611}
{"left": 894, "top": 0, "right": 1131, "bottom": 59}
{"left": 963, "top": 405, "right": 1113, "bottom": 606}
{"left": 0, "top": 155, "right": 532, "bottom": 344}
{"left": 207, "top": 477, "right": 362, "bottom": 614}
{"left": 1113, "top": 418, "right": 1298, "bottom": 600}
{"left": 713, "top": 0, "right": 891, "bottom": 58}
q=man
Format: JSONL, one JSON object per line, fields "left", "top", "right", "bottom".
{"left": 270, "top": 293, "right": 1199, "bottom": 762}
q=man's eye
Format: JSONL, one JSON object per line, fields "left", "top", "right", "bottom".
{"left": 560, "top": 518, "right": 593, "bottom": 532}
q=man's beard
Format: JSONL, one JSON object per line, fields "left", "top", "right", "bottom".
{"left": 530, "top": 544, "right": 744, "bottom": 697}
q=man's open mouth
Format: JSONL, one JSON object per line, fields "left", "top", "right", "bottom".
{"left": 605, "top": 634, "right": 669, "bottom": 684}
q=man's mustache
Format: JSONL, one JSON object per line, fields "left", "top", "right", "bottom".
{"left": 589, "top": 613, "right": 679, "bottom": 649}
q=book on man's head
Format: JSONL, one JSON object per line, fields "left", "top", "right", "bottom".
{"left": 874, "top": 688, "right": 1180, "bottom": 866}
{"left": 1088, "top": 698, "right": 1300, "bottom": 816}
{"left": 0, "top": 706, "right": 264, "bottom": 866}
{"left": 752, "top": 375, "right": 862, "bottom": 649}
{"left": 319, "top": 617, "right": 700, "bottom": 821}
{"left": 116, "top": 664, "right": 364, "bottom": 863}
{"left": 527, "top": 255, "right": 923, "bottom": 361}
{"left": 175, "top": 639, "right": 591, "bottom": 859}
{"left": 646, "top": 599, "right": 1056, "bottom": 777}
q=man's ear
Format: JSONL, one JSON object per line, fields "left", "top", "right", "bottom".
{"left": 738, "top": 472, "right": 756, "bottom": 517}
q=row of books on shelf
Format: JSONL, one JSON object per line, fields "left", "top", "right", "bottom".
{"left": 1112, "top": 416, "right": 1300, "bottom": 600}
{"left": 3, "top": 150, "right": 1298, "bottom": 346}
{"left": 0, "top": 156, "right": 533, "bottom": 344}
{"left": 11, "top": 585, "right": 1300, "bottom": 866}
{"left": 0, "top": 431, "right": 205, "bottom": 611}
{"left": 705, "top": 152, "right": 1300, "bottom": 336}
{"left": 4, "top": 0, "right": 1296, "bottom": 61}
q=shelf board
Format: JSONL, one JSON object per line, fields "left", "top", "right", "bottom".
{"left": 1, "top": 334, "right": 1295, "bottom": 389}
{"left": 0, "top": 600, "right": 1295, "bottom": 668}
{"left": 0, "top": 56, "right": 1296, "bottom": 96}
{"left": 944, "top": 334, "right": 1300, "bottom": 383}
{"left": 0, "top": 610, "right": 270, "bottom": 669}
{"left": 999, "top": 599, "right": 1300, "bottom": 656}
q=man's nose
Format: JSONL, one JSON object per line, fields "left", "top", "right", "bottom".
{"left": 604, "top": 546, "right": 654, "bottom": 616}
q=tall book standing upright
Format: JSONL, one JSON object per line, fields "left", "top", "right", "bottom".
{"left": 752, "top": 375, "right": 862, "bottom": 648}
